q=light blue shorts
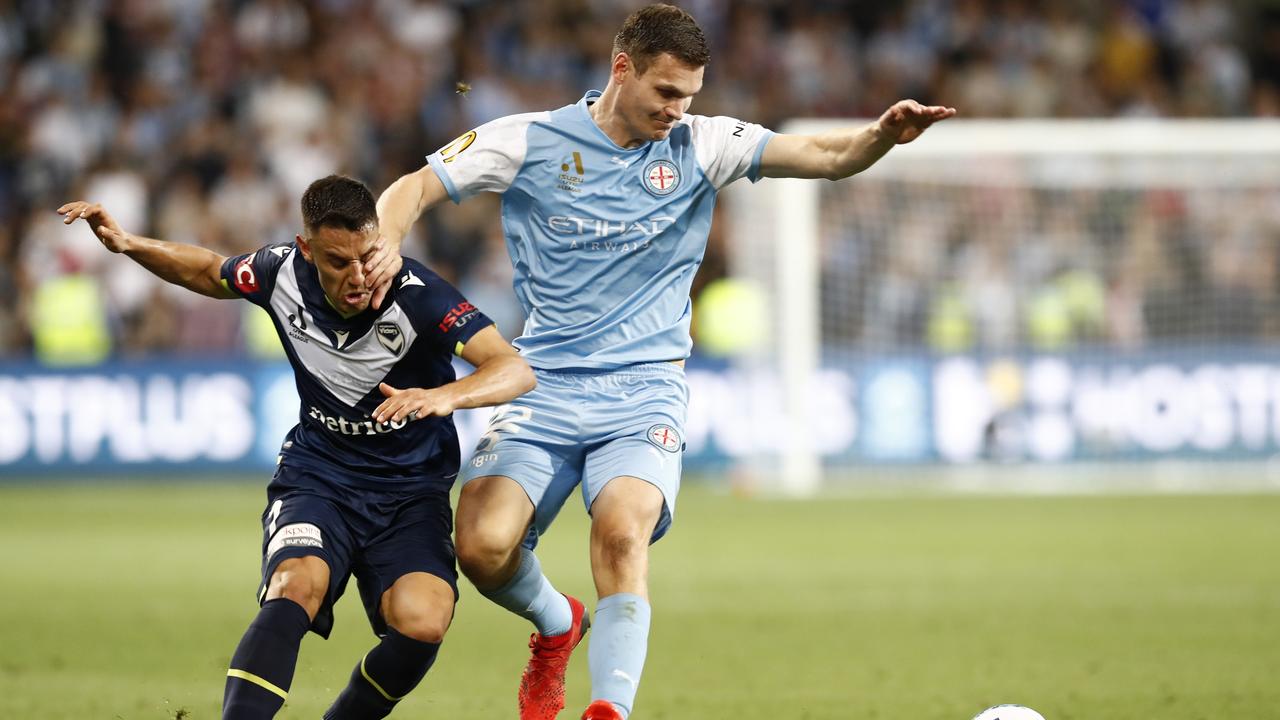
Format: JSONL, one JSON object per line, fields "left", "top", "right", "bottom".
{"left": 460, "top": 362, "right": 688, "bottom": 549}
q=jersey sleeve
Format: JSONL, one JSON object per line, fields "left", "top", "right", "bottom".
{"left": 218, "top": 243, "right": 293, "bottom": 306}
{"left": 400, "top": 271, "right": 495, "bottom": 356}
{"left": 426, "top": 111, "right": 550, "bottom": 203}
{"left": 687, "top": 114, "right": 775, "bottom": 189}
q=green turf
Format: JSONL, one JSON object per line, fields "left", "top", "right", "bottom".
{"left": 1, "top": 480, "right": 1277, "bottom": 719}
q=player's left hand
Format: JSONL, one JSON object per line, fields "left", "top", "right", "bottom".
{"left": 374, "top": 382, "right": 455, "bottom": 424}
{"left": 876, "top": 100, "right": 956, "bottom": 145}
{"left": 365, "top": 235, "right": 403, "bottom": 311}
{"left": 57, "top": 201, "right": 132, "bottom": 253}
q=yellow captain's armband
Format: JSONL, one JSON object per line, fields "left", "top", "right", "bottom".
{"left": 454, "top": 341, "right": 465, "bottom": 357}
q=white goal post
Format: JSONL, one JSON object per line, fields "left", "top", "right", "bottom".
{"left": 723, "top": 119, "right": 1280, "bottom": 496}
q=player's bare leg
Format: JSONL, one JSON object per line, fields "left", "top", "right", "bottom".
{"left": 224, "top": 556, "right": 329, "bottom": 719}
{"left": 455, "top": 475, "right": 536, "bottom": 590}
{"left": 324, "top": 572, "right": 455, "bottom": 719}
{"left": 457, "top": 475, "right": 588, "bottom": 720}
{"left": 582, "top": 476, "right": 664, "bottom": 720}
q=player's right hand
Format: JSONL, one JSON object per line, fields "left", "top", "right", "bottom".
{"left": 374, "top": 382, "right": 455, "bottom": 424}
{"left": 57, "top": 201, "right": 132, "bottom": 253}
{"left": 365, "top": 234, "right": 403, "bottom": 311}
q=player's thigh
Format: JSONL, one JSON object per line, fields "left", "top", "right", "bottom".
{"left": 589, "top": 475, "right": 666, "bottom": 562}
{"left": 353, "top": 489, "right": 458, "bottom": 636}
{"left": 258, "top": 479, "right": 358, "bottom": 636}
{"left": 460, "top": 379, "right": 588, "bottom": 547}
{"left": 380, "top": 572, "right": 456, "bottom": 644}
{"left": 581, "top": 367, "right": 687, "bottom": 543}
{"left": 455, "top": 474, "right": 537, "bottom": 554}
{"left": 264, "top": 555, "right": 332, "bottom": 616}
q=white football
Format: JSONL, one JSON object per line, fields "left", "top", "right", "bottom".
{"left": 972, "top": 705, "right": 1046, "bottom": 720}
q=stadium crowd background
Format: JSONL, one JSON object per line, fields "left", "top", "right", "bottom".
{"left": 1, "top": 0, "right": 1278, "bottom": 363}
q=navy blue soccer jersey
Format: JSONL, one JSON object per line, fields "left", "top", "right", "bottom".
{"left": 220, "top": 245, "right": 493, "bottom": 489}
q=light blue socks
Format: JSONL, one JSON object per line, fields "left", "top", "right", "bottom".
{"left": 588, "top": 593, "right": 651, "bottom": 719}
{"left": 480, "top": 547, "right": 572, "bottom": 636}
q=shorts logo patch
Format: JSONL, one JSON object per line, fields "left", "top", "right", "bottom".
{"left": 376, "top": 322, "right": 404, "bottom": 354}
{"left": 647, "top": 424, "right": 681, "bottom": 453}
{"left": 643, "top": 160, "right": 680, "bottom": 196}
{"left": 266, "top": 522, "right": 323, "bottom": 559}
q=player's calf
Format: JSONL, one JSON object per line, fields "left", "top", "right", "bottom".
{"left": 324, "top": 573, "right": 454, "bottom": 720}
{"left": 323, "top": 626, "right": 443, "bottom": 720}
{"left": 222, "top": 598, "right": 313, "bottom": 720}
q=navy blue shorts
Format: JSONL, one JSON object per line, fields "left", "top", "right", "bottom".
{"left": 257, "top": 463, "right": 458, "bottom": 638}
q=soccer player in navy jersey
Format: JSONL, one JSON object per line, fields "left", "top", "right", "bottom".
{"left": 368, "top": 5, "right": 955, "bottom": 719}
{"left": 58, "top": 175, "right": 536, "bottom": 720}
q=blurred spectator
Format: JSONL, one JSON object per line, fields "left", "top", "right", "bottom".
{"left": 0, "top": 0, "right": 1277, "bottom": 362}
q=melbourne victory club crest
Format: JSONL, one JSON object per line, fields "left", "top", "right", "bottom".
{"left": 375, "top": 322, "right": 404, "bottom": 354}
{"left": 642, "top": 159, "right": 680, "bottom": 196}
{"left": 647, "top": 424, "right": 681, "bottom": 453}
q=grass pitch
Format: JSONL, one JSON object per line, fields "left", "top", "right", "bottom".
{"left": 0, "top": 479, "right": 1277, "bottom": 719}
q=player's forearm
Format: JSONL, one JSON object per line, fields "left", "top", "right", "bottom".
{"left": 441, "top": 355, "right": 536, "bottom": 411}
{"left": 376, "top": 171, "right": 427, "bottom": 252}
{"left": 818, "top": 121, "right": 896, "bottom": 180}
{"left": 122, "top": 235, "right": 231, "bottom": 299}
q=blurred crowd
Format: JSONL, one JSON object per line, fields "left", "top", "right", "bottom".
{"left": 1, "top": 0, "right": 1278, "bottom": 362}
{"left": 816, "top": 175, "right": 1280, "bottom": 354}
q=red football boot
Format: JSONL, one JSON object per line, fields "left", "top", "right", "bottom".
{"left": 518, "top": 594, "right": 591, "bottom": 720}
{"left": 581, "top": 700, "right": 624, "bottom": 720}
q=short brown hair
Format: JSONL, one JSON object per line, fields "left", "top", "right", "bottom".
{"left": 300, "top": 175, "right": 377, "bottom": 235}
{"left": 612, "top": 4, "right": 710, "bottom": 74}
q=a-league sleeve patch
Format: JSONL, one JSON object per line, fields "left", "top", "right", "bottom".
{"left": 438, "top": 130, "right": 477, "bottom": 163}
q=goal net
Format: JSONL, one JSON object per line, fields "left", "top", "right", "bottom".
{"left": 720, "top": 120, "right": 1280, "bottom": 495}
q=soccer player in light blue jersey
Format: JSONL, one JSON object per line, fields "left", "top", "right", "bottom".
{"left": 370, "top": 5, "right": 955, "bottom": 719}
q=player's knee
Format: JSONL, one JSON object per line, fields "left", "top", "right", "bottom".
{"left": 594, "top": 528, "right": 647, "bottom": 567}
{"left": 389, "top": 608, "right": 451, "bottom": 644}
{"left": 456, "top": 523, "right": 518, "bottom": 578}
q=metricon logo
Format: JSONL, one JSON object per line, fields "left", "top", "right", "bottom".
{"left": 557, "top": 151, "right": 585, "bottom": 193}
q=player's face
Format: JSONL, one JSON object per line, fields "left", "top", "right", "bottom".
{"left": 621, "top": 52, "right": 703, "bottom": 141}
{"left": 297, "top": 223, "right": 379, "bottom": 315}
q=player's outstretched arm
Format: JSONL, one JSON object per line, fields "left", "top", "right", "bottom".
{"left": 373, "top": 325, "right": 535, "bottom": 424}
{"left": 57, "top": 201, "right": 235, "bottom": 299}
{"left": 759, "top": 100, "right": 956, "bottom": 181}
{"left": 365, "top": 165, "right": 451, "bottom": 309}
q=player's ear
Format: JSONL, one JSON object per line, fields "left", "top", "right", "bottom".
{"left": 296, "top": 233, "right": 313, "bottom": 263}
{"left": 612, "top": 52, "right": 631, "bottom": 84}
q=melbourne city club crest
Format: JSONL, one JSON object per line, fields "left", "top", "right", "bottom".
{"left": 642, "top": 159, "right": 680, "bottom": 196}
{"left": 647, "top": 424, "right": 681, "bottom": 453}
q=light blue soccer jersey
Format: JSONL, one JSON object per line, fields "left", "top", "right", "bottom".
{"left": 427, "top": 90, "right": 773, "bottom": 370}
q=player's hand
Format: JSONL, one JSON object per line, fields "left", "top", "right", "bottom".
{"left": 374, "top": 382, "right": 455, "bottom": 424}
{"left": 365, "top": 235, "right": 403, "bottom": 311}
{"left": 57, "top": 201, "right": 132, "bottom": 253}
{"left": 876, "top": 100, "right": 956, "bottom": 145}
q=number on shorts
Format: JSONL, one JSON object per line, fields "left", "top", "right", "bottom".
{"left": 265, "top": 499, "right": 283, "bottom": 536}
{"left": 476, "top": 404, "right": 533, "bottom": 452}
